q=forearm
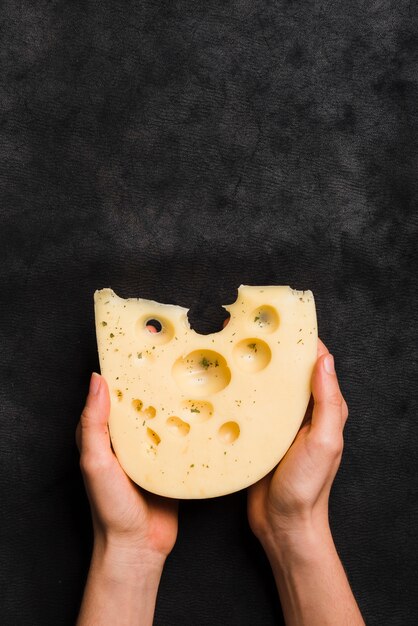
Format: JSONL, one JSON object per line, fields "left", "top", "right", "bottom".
{"left": 77, "top": 539, "right": 165, "bottom": 626}
{"left": 262, "top": 524, "right": 364, "bottom": 626}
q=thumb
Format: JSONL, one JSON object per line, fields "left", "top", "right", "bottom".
{"left": 310, "top": 354, "right": 345, "bottom": 442}
{"left": 78, "top": 373, "right": 112, "bottom": 462}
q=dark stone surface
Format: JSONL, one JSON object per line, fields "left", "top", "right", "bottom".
{"left": 1, "top": 1, "right": 417, "bottom": 624}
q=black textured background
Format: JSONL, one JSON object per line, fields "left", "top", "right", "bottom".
{"left": 1, "top": 1, "right": 418, "bottom": 625}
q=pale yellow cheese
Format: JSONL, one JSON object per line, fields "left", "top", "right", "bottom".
{"left": 94, "top": 286, "right": 317, "bottom": 499}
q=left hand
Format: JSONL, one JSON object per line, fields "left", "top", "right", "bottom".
{"left": 76, "top": 373, "right": 178, "bottom": 562}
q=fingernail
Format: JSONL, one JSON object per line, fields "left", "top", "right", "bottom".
{"left": 89, "top": 372, "right": 101, "bottom": 395}
{"left": 324, "top": 354, "right": 335, "bottom": 375}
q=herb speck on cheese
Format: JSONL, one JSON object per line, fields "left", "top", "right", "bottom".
{"left": 110, "top": 333, "right": 114, "bottom": 338}
{"left": 199, "top": 357, "right": 210, "bottom": 369}
{"left": 137, "top": 352, "right": 142, "bottom": 359}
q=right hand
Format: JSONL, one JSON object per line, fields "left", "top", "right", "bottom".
{"left": 247, "top": 338, "right": 349, "bottom": 547}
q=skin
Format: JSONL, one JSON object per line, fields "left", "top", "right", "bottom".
{"left": 76, "top": 332, "right": 364, "bottom": 625}
{"left": 247, "top": 338, "right": 364, "bottom": 625}
{"left": 76, "top": 324, "right": 177, "bottom": 626}
{"left": 248, "top": 337, "right": 347, "bottom": 540}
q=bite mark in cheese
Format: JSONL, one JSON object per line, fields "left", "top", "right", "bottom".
{"left": 94, "top": 286, "right": 317, "bottom": 499}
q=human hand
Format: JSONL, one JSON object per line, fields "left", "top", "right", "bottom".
{"left": 247, "top": 338, "right": 348, "bottom": 549}
{"left": 76, "top": 372, "right": 178, "bottom": 625}
{"left": 245, "top": 339, "right": 365, "bottom": 625}
{"left": 76, "top": 372, "right": 178, "bottom": 562}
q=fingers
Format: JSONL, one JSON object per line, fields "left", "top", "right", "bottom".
{"left": 317, "top": 337, "right": 329, "bottom": 358}
{"left": 78, "top": 373, "right": 112, "bottom": 465}
{"left": 315, "top": 338, "right": 348, "bottom": 424}
{"left": 310, "top": 354, "right": 346, "bottom": 454}
{"left": 342, "top": 397, "right": 349, "bottom": 425}
{"left": 299, "top": 338, "right": 330, "bottom": 428}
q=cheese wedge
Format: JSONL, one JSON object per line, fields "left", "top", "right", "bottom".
{"left": 94, "top": 286, "right": 317, "bottom": 499}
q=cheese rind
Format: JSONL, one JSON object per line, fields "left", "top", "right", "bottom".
{"left": 94, "top": 286, "right": 317, "bottom": 499}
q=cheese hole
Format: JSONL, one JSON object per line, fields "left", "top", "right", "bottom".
{"left": 222, "top": 316, "right": 230, "bottom": 329}
{"left": 136, "top": 315, "right": 174, "bottom": 345}
{"left": 187, "top": 303, "right": 229, "bottom": 335}
{"left": 250, "top": 305, "right": 279, "bottom": 333}
{"left": 182, "top": 400, "right": 214, "bottom": 422}
{"left": 166, "top": 416, "right": 190, "bottom": 436}
{"left": 233, "top": 339, "right": 271, "bottom": 373}
{"left": 143, "top": 406, "right": 156, "bottom": 419}
{"left": 218, "top": 421, "right": 240, "bottom": 444}
{"left": 132, "top": 399, "right": 143, "bottom": 412}
{"left": 146, "top": 428, "right": 161, "bottom": 446}
{"left": 172, "top": 350, "right": 231, "bottom": 397}
{"left": 145, "top": 318, "right": 162, "bottom": 333}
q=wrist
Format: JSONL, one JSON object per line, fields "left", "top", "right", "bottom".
{"left": 77, "top": 533, "right": 165, "bottom": 626}
{"left": 259, "top": 516, "right": 335, "bottom": 570}
{"left": 92, "top": 533, "right": 166, "bottom": 582}
{"left": 258, "top": 520, "right": 365, "bottom": 626}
